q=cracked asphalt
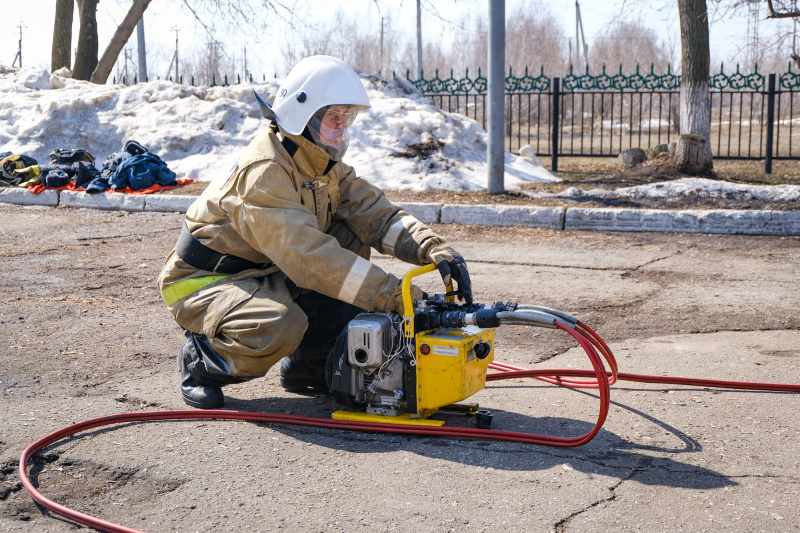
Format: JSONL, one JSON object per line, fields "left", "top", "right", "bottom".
{"left": 0, "top": 204, "right": 798, "bottom": 532}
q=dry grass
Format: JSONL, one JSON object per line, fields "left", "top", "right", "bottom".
{"left": 545, "top": 156, "right": 800, "bottom": 186}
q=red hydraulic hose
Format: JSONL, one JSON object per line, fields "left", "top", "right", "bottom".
{"left": 19, "top": 320, "right": 800, "bottom": 533}
{"left": 489, "top": 321, "right": 618, "bottom": 389}
{"left": 20, "top": 323, "right": 610, "bottom": 533}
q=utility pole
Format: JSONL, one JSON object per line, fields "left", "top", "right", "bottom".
{"left": 12, "top": 22, "right": 23, "bottom": 68}
{"left": 794, "top": 0, "right": 798, "bottom": 56}
{"left": 575, "top": 1, "right": 580, "bottom": 67}
{"left": 137, "top": 17, "right": 147, "bottom": 82}
{"left": 244, "top": 45, "right": 249, "bottom": 82}
{"left": 380, "top": 16, "right": 385, "bottom": 75}
{"left": 487, "top": 0, "right": 505, "bottom": 194}
{"left": 575, "top": 1, "right": 589, "bottom": 70}
{"left": 173, "top": 27, "right": 179, "bottom": 82}
{"left": 748, "top": 0, "right": 759, "bottom": 68}
{"left": 416, "top": 0, "right": 423, "bottom": 79}
{"left": 568, "top": 39, "right": 573, "bottom": 68}
{"left": 124, "top": 48, "right": 130, "bottom": 84}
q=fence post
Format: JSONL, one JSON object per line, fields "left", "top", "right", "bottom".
{"left": 764, "top": 73, "right": 776, "bottom": 174}
{"left": 551, "top": 77, "right": 560, "bottom": 172}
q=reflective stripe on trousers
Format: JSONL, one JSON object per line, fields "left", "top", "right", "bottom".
{"left": 161, "top": 275, "right": 230, "bottom": 306}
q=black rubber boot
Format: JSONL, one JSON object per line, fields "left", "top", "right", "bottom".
{"left": 279, "top": 354, "right": 329, "bottom": 394}
{"left": 279, "top": 291, "right": 364, "bottom": 395}
{"left": 179, "top": 332, "right": 247, "bottom": 409}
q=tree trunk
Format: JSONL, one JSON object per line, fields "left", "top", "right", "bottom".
{"left": 90, "top": 0, "right": 153, "bottom": 84}
{"left": 51, "top": 0, "right": 74, "bottom": 72}
{"left": 673, "top": 0, "right": 713, "bottom": 174}
{"left": 673, "top": 134, "right": 711, "bottom": 174}
{"left": 73, "top": 0, "right": 99, "bottom": 81}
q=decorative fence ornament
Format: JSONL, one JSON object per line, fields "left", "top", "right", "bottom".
{"left": 709, "top": 63, "right": 764, "bottom": 90}
{"left": 780, "top": 63, "right": 800, "bottom": 89}
{"left": 406, "top": 64, "right": 780, "bottom": 93}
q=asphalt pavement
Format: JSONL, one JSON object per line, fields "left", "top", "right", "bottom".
{"left": 0, "top": 203, "right": 798, "bottom": 532}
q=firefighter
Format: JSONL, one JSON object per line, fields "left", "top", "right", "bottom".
{"left": 157, "top": 55, "right": 471, "bottom": 409}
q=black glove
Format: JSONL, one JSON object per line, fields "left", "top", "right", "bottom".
{"left": 426, "top": 245, "right": 473, "bottom": 305}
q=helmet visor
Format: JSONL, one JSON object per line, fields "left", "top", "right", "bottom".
{"left": 307, "top": 105, "right": 361, "bottom": 161}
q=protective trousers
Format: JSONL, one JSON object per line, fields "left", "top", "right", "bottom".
{"left": 169, "top": 220, "right": 369, "bottom": 378}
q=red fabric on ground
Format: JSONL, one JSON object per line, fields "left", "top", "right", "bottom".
{"left": 29, "top": 179, "right": 197, "bottom": 195}
{"left": 28, "top": 182, "right": 79, "bottom": 194}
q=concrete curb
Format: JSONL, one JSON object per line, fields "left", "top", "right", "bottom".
{"left": 1, "top": 189, "right": 799, "bottom": 236}
{"left": 397, "top": 202, "right": 442, "bottom": 224}
{"left": 0, "top": 188, "right": 59, "bottom": 206}
{"left": 143, "top": 194, "right": 197, "bottom": 213}
{"left": 60, "top": 190, "right": 146, "bottom": 211}
{"left": 441, "top": 204, "right": 565, "bottom": 229}
{"left": 565, "top": 207, "right": 800, "bottom": 235}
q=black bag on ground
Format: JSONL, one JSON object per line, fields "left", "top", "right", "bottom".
{"left": 49, "top": 148, "right": 95, "bottom": 165}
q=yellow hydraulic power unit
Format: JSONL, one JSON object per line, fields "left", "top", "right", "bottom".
{"left": 413, "top": 324, "right": 494, "bottom": 419}
{"left": 330, "top": 264, "right": 499, "bottom": 426}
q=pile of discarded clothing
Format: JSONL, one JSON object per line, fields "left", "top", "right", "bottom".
{"left": 0, "top": 141, "right": 195, "bottom": 194}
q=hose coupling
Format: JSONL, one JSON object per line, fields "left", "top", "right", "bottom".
{"left": 463, "top": 309, "right": 501, "bottom": 328}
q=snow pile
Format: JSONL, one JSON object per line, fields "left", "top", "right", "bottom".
{"left": 527, "top": 178, "right": 800, "bottom": 203}
{"left": 0, "top": 67, "right": 557, "bottom": 191}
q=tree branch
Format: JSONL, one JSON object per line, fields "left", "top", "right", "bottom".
{"left": 765, "top": 0, "right": 800, "bottom": 19}
{"left": 90, "top": 0, "right": 153, "bottom": 84}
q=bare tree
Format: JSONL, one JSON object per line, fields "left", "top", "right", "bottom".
{"left": 765, "top": 0, "right": 800, "bottom": 18}
{"left": 505, "top": 5, "right": 567, "bottom": 76}
{"left": 91, "top": 0, "right": 153, "bottom": 84}
{"left": 673, "top": 0, "right": 714, "bottom": 174}
{"left": 718, "top": 0, "right": 800, "bottom": 69}
{"left": 54, "top": 0, "right": 295, "bottom": 84}
{"left": 281, "top": 7, "right": 402, "bottom": 76}
{"left": 51, "top": 0, "right": 74, "bottom": 72}
{"left": 589, "top": 20, "right": 672, "bottom": 73}
{"left": 281, "top": 9, "right": 341, "bottom": 69}
{"left": 449, "top": 14, "right": 487, "bottom": 75}
{"left": 73, "top": 0, "right": 99, "bottom": 81}
{"left": 415, "top": 4, "right": 566, "bottom": 78}
{"left": 761, "top": 0, "right": 800, "bottom": 70}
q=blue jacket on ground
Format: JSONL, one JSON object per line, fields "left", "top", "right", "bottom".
{"left": 85, "top": 150, "right": 177, "bottom": 193}
{"left": 112, "top": 152, "right": 177, "bottom": 191}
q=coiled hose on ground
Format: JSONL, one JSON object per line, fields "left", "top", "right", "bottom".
{"left": 19, "top": 306, "right": 800, "bottom": 533}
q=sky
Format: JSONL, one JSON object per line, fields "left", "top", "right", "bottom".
{"left": 1, "top": 0, "right": 795, "bottom": 82}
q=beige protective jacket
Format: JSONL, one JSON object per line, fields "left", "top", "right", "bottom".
{"left": 157, "top": 126, "right": 444, "bottom": 312}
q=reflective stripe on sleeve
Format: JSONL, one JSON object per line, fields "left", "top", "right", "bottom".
{"left": 381, "top": 215, "right": 417, "bottom": 256}
{"left": 337, "top": 256, "right": 374, "bottom": 303}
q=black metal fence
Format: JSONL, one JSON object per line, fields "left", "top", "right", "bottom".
{"left": 415, "top": 66, "right": 799, "bottom": 173}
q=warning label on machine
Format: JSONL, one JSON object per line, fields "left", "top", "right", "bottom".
{"left": 432, "top": 345, "right": 459, "bottom": 357}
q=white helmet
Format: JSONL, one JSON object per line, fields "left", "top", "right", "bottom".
{"left": 271, "top": 55, "right": 371, "bottom": 135}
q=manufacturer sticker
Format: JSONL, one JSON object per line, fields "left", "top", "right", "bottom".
{"left": 432, "top": 345, "right": 459, "bottom": 357}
